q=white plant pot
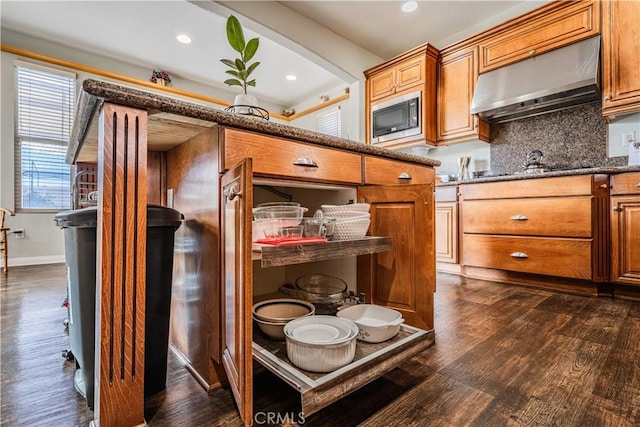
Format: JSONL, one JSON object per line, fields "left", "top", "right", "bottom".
{"left": 233, "top": 94, "right": 259, "bottom": 115}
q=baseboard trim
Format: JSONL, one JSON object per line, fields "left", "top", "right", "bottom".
{"left": 9, "top": 255, "right": 66, "bottom": 267}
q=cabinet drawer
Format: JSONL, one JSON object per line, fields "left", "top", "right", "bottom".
{"left": 462, "top": 234, "right": 592, "bottom": 280}
{"left": 462, "top": 175, "right": 594, "bottom": 200}
{"left": 363, "top": 156, "right": 434, "bottom": 185}
{"left": 222, "top": 128, "right": 362, "bottom": 184}
{"left": 611, "top": 173, "right": 640, "bottom": 195}
{"left": 462, "top": 197, "right": 592, "bottom": 237}
{"left": 479, "top": 1, "right": 599, "bottom": 73}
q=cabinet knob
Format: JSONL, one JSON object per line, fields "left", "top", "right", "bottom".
{"left": 529, "top": 50, "right": 535, "bottom": 55}
{"left": 225, "top": 184, "right": 242, "bottom": 202}
{"left": 398, "top": 172, "right": 412, "bottom": 180}
{"left": 636, "top": 183, "right": 640, "bottom": 188}
{"left": 510, "top": 251, "right": 529, "bottom": 259}
{"left": 510, "top": 214, "right": 528, "bottom": 221}
{"left": 293, "top": 157, "right": 318, "bottom": 168}
{"left": 599, "top": 183, "right": 608, "bottom": 189}
{"left": 613, "top": 207, "right": 622, "bottom": 212}
{"left": 603, "top": 95, "right": 610, "bottom": 100}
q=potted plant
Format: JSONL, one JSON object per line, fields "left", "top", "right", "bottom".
{"left": 221, "top": 15, "right": 260, "bottom": 111}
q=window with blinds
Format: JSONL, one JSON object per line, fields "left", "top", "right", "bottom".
{"left": 318, "top": 107, "right": 341, "bottom": 138}
{"left": 15, "top": 62, "right": 76, "bottom": 211}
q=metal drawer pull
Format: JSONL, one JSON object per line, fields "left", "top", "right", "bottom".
{"left": 293, "top": 157, "right": 318, "bottom": 167}
{"left": 398, "top": 172, "right": 412, "bottom": 180}
{"left": 510, "top": 214, "right": 528, "bottom": 221}
{"left": 510, "top": 251, "right": 529, "bottom": 259}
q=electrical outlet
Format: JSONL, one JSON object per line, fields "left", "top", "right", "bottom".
{"left": 14, "top": 228, "right": 25, "bottom": 239}
{"left": 622, "top": 131, "right": 636, "bottom": 147}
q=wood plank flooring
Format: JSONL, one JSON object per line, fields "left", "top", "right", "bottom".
{"left": 2, "top": 265, "right": 640, "bottom": 426}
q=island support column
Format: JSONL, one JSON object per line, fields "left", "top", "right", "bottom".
{"left": 94, "top": 103, "right": 148, "bottom": 427}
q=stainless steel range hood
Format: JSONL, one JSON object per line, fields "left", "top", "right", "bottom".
{"left": 470, "top": 36, "right": 601, "bottom": 123}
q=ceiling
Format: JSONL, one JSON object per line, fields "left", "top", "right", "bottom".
{"left": 0, "top": 1, "right": 550, "bottom": 108}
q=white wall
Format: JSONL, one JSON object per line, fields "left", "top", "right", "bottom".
{"left": 608, "top": 112, "right": 640, "bottom": 160}
{"left": 289, "top": 81, "right": 363, "bottom": 142}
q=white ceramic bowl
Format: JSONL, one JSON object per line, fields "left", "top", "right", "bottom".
{"left": 283, "top": 315, "right": 358, "bottom": 372}
{"left": 332, "top": 218, "right": 370, "bottom": 240}
{"left": 252, "top": 298, "right": 315, "bottom": 322}
{"left": 321, "top": 203, "right": 370, "bottom": 213}
{"left": 336, "top": 304, "right": 404, "bottom": 343}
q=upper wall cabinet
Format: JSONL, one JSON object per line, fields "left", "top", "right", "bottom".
{"left": 478, "top": 0, "right": 600, "bottom": 73}
{"left": 601, "top": 0, "right": 640, "bottom": 117}
{"left": 364, "top": 43, "right": 439, "bottom": 150}
{"left": 437, "top": 45, "right": 490, "bottom": 144}
{"left": 368, "top": 55, "right": 425, "bottom": 102}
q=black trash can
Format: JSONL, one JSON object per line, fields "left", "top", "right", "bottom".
{"left": 54, "top": 205, "right": 183, "bottom": 409}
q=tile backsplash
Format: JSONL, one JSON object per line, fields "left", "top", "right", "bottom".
{"left": 490, "top": 103, "right": 626, "bottom": 174}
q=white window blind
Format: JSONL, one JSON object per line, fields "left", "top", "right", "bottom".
{"left": 318, "top": 107, "right": 341, "bottom": 138}
{"left": 15, "top": 63, "right": 76, "bottom": 211}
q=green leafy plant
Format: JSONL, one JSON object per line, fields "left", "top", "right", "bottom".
{"left": 220, "top": 15, "right": 260, "bottom": 94}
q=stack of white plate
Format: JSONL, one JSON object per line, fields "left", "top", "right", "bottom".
{"left": 283, "top": 315, "right": 358, "bottom": 372}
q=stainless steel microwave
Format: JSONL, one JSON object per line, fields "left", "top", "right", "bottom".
{"left": 371, "top": 90, "right": 421, "bottom": 144}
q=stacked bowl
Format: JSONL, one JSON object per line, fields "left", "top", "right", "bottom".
{"left": 252, "top": 202, "right": 308, "bottom": 241}
{"left": 252, "top": 298, "right": 315, "bottom": 340}
{"left": 283, "top": 315, "right": 359, "bottom": 372}
{"left": 320, "top": 203, "right": 371, "bottom": 240}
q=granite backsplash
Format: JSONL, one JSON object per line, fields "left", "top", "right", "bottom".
{"left": 490, "top": 103, "right": 627, "bottom": 175}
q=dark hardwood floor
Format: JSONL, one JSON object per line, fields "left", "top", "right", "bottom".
{"left": 2, "top": 264, "right": 639, "bottom": 426}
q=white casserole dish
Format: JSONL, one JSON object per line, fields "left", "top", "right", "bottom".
{"left": 283, "top": 315, "right": 358, "bottom": 372}
{"left": 336, "top": 304, "right": 404, "bottom": 343}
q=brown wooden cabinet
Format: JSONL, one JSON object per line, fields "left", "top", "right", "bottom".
{"left": 358, "top": 184, "right": 435, "bottom": 330}
{"left": 435, "top": 186, "right": 458, "bottom": 264}
{"left": 611, "top": 172, "right": 640, "bottom": 286}
{"left": 368, "top": 55, "right": 425, "bottom": 102}
{"left": 478, "top": 0, "right": 600, "bottom": 73}
{"left": 364, "top": 43, "right": 439, "bottom": 149}
{"left": 460, "top": 175, "right": 610, "bottom": 293}
{"left": 217, "top": 130, "right": 436, "bottom": 424}
{"left": 437, "top": 45, "right": 490, "bottom": 144}
{"left": 601, "top": 0, "right": 640, "bottom": 117}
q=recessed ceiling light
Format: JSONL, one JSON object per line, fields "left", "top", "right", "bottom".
{"left": 286, "top": 74, "right": 297, "bottom": 81}
{"left": 176, "top": 33, "right": 192, "bottom": 44}
{"left": 401, "top": 1, "right": 418, "bottom": 13}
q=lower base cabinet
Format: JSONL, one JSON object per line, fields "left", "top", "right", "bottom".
{"left": 220, "top": 159, "right": 435, "bottom": 425}
{"left": 611, "top": 172, "right": 640, "bottom": 286}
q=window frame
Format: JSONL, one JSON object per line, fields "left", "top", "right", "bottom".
{"left": 14, "top": 60, "right": 76, "bottom": 213}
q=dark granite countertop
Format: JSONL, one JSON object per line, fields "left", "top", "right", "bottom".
{"left": 437, "top": 165, "right": 640, "bottom": 187}
{"left": 68, "top": 79, "right": 441, "bottom": 167}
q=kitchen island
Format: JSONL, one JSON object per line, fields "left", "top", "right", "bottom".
{"left": 68, "top": 79, "right": 440, "bottom": 427}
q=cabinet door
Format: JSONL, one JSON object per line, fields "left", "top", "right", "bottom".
{"left": 612, "top": 198, "right": 640, "bottom": 285}
{"left": 395, "top": 56, "right": 425, "bottom": 93}
{"left": 437, "top": 46, "right": 490, "bottom": 143}
{"left": 602, "top": 0, "right": 640, "bottom": 117}
{"left": 220, "top": 159, "right": 254, "bottom": 425}
{"left": 479, "top": 1, "right": 599, "bottom": 73}
{"left": 436, "top": 201, "right": 458, "bottom": 263}
{"left": 357, "top": 184, "right": 435, "bottom": 330}
{"left": 368, "top": 69, "right": 396, "bottom": 102}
